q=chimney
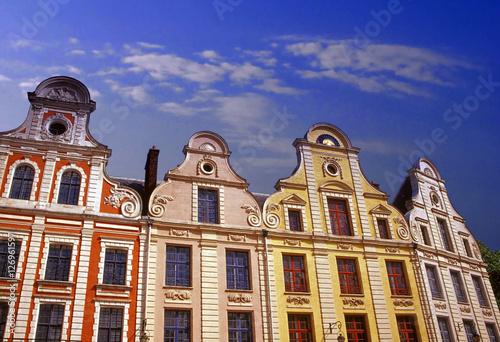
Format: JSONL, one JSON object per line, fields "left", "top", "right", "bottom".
{"left": 144, "top": 146, "right": 159, "bottom": 214}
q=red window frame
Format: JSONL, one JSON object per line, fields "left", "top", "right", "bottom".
{"left": 327, "top": 199, "right": 351, "bottom": 235}
{"left": 337, "top": 259, "right": 361, "bottom": 294}
{"left": 283, "top": 255, "right": 307, "bottom": 292}
{"left": 397, "top": 316, "right": 417, "bottom": 342}
{"left": 288, "top": 210, "right": 302, "bottom": 231}
{"left": 386, "top": 261, "right": 409, "bottom": 296}
{"left": 288, "top": 314, "right": 312, "bottom": 342}
{"left": 345, "top": 315, "right": 367, "bottom": 342}
{"left": 377, "top": 219, "right": 389, "bottom": 239}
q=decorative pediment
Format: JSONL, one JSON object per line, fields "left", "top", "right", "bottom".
{"left": 281, "top": 194, "right": 307, "bottom": 206}
{"left": 103, "top": 186, "right": 141, "bottom": 218}
{"left": 369, "top": 204, "right": 392, "bottom": 215}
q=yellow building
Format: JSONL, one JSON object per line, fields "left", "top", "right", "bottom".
{"left": 260, "top": 123, "right": 429, "bottom": 341}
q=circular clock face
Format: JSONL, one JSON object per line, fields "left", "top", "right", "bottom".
{"left": 317, "top": 134, "right": 339, "bottom": 146}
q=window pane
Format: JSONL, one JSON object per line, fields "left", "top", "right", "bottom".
{"left": 377, "top": 219, "right": 389, "bottom": 239}
{"left": 166, "top": 246, "right": 191, "bottom": 287}
{"left": 289, "top": 210, "right": 302, "bottom": 231}
{"left": 328, "top": 199, "right": 351, "bottom": 235}
{"left": 165, "top": 310, "right": 190, "bottom": 342}
{"left": 198, "top": 189, "right": 218, "bottom": 223}
{"left": 438, "top": 317, "right": 452, "bottom": 342}
{"left": 228, "top": 312, "right": 252, "bottom": 342}
{"left": 288, "top": 314, "right": 312, "bottom": 342}
{"left": 103, "top": 249, "right": 127, "bottom": 285}
{"left": 9, "top": 166, "right": 34, "bottom": 200}
{"left": 338, "top": 259, "right": 361, "bottom": 294}
{"left": 386, "top": 262, "right": 409, "bottom": 296}
{"left": 98, "top": 308, "right": 123, "bottom": 342}
{"left": 227, "top": 251, "right": 250, "bottom": 290}
{"left": 45, "top": 245, "right": 72, "bottom": 281}
{"left": 0, "top": 240, "right": 21, "bottom": 278}
{"left": 345, "top": 315, "right": 367, "bottom": 342}
{"left": 35, "top": 304, "right": 64, "bottom": 342}
{"left": 283, "top": 255, "right": 307, "bottom": 292}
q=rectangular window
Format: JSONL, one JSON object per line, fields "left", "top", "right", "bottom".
{"left": 486, "top": 323, "right": 499, "bottom": 342}
{"left": 164, "top": 310, "right": 190, "bottom": 342}
{"left": 386, "top": 261, "right": 409, "bottom": 296}
{"left": 198, "top": 188, "right": 218, "bottom": 223}
{"left": 463, "top": 320, "right": 477, "bottom": 342}
{"left": 35, "top": 304, "right": 64, "bottom": 342}
{"left": 0, "top": 302, "right": 9, "bottom": 341}
{"left": 226, "top": 251, "right": 250, "bottom": 290}
{"left": 437, "top": 219, "right": 452, "bottom": 251}
{"left": 166, "top": 246, "right": 191, "bottom": 287}
{"left": 463, "top": 238, "right": 472, "bottom": 257}
{"left": 288, "top": 314, "right": 312, "bottom": 342}
{"left": 98, "top": 307, "right": 123, "bottom": 342}
{"left": 345, "top": 315, "right": 367, "bottom": 342}
{"left": 228, "top": 312, "right": 252, "bottom": 342}
{"left": 438, "top": 317, "right": 452, "bottom": 342}
{"left": 327, "top": 199, "right": 351, "bottom": 235}
{"left": 45, "top": 244, "right": 72, "bottom": 281}
{"left": 103, "top": 249, "right": 127, "bottom": 285}
{"left": 377, "top": 219, "right": 390, "bottom": 239}
{"left": 425, "top": 266, "right": 443, "bottom": 299}
{"left": 0, "top": 240, "right": 21, "bottom": 278}
{"left": 450, "top": 271, "right": 467, "bottom": 303}
{"left": 337, "top": 259, "right": 361, "bottom": 294}
{"left": 283, "top": 255, "right": 307, "bottom": 292}
{"left": 472, "top": 276, "right": 489, "bottom": 307}
{"left": 288, "top": 210, "right": 302, "bottom": 232}
{"left": 397, "top": 316, "right": 418, "bottom": 342}
{"left": 420, "top": 226, "right": 430, "bottom": 246}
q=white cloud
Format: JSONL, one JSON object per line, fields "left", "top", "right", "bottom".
{"left": 123, "top": 53, "right": 227, "bottom": 83}
{"left": 254, "top": 79, "right": 301, "bottom": 95}
{"left": 243, "top": 50, "right": 277, "bottom": 66}
{"left": 69, "top": 37, "right": 79, "bottom": 44}
{"left": 88, "top": 88, "right": 102, "bottom": 99}
{"left": 92, "top": 67, "right": 128, "bottom": 76}
{"left": 137, "top": 42, "right": 164, "bottom": 49}
{"left": 106, "top": 80, "right": 151, "bottom": 105}
{"left": 284, "top": 37, "right": 475, "bottom": 96}
{"left": 48, "top": 65, "right": 82, "bottom": 75}
{"left": 93, "top": 43, "right": 115, "bottom": 58}
{"left": 221, "top": 62, "right": 272, "bottom": 84}
{"left": 68, "top": 49, "right": 85, "bottom": 55}
{"left": 0, "top": 75, "right": 12, "bottom": 82}
{"left": 197, "top": 50, "right": 223, "bottom": 62}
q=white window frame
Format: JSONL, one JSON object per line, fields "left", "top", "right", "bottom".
{"left": 192, "top": 182, "right": 225, "bottom": 224}
{"left": 93, "top": 301, "right": 130, "bottom": 342}
{"left": 321, "top": 191, "right": 358, "bottom": 236}
{"left": 98, "top": 238, "right": 134, "bottom": 287}
{"left": 29, "top": 298, "right": 72, "bottom": 341}
{"left": 38, "top": 235, "right": 79, "bottom": 282}
{"left": 51, "top": 164, "right": 87, "bottom": 206}
{"left": 2, "top": 159, "right": 41, "bottom": 201}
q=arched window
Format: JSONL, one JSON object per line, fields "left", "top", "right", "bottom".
{"left": 9, "top": 165, "right": 35, "bottom": 200}
{"left": 57, "top": 171, "right": 81, "bottom": 205}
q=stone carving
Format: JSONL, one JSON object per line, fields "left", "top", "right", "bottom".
{"left": 322, "top": 158, "right": 343, "bottom": 179}
{"left": 447, "top": 258, "right": 458, "bottom": 265}
{"left": 197, "top": 155, "right": 218, "bottom": 177}
{"left": 40, "top": 113, "right": 73, "bottom": 143}
{"left": 469, "top": 264, "right": 479, "bottom": 270}
{"left": 386, "top": 247, "right": 400, "bottom": 253}
{"left": 46, "top": 87, "right": 78, "bottom": 102}
{"left": 343, "top": 298, "right": 364, "bottom": 307}
{"left": 150, "top": 195, "right": 174, "bottom": 217}
{"left": 435, "top": 302, "right": 447, "bottom": 310}
{"left": 284, "top": 239, "right": 301, "bottom": 246}
{"left": 424, "top": 168, "right": 433, "bottom": 177}
{"left": 104, "top": 188, "right": 140, "bottom": 218}
{"left": 394, "top": 299, "right": 413, "bottom": 307}
{"left": 241, "top": 204, "right": 261, "bottom": 227}
{"left": 264, "top": 204, "right": 280, "bottom": 228}
{"left": 166, "top": 289, "right": 191, "bottom": 301}
{"left": 171, "top": 229, "right": 188, "bottom": 237}
{"left": 287, "top": 296, "right": 310, "bottom": 305}
{"left": 393, "top": 217, "right": 407, "bottom": 226}
{"left": 483, "top": 309, "right": 493, "bottom": 317}
{"left": 423, "top": 251, "right": 435, "bottom": 259}
{"left": 397, "top": 226, "right": 410, "bottom": 240}
{"left": 337, "top": 243, "right": 353, "bottom": 250}
{"left": 472, "top": 243, "right": 482, "bottom": 259}
{"left": 460, "top": 305, "right": 471, "bottom": 314}
{"left": 228, "top": 234, "right": 245, "bottom": 242}
{"left": 410, "top": 223, "right": 419, "bottom": 242}
{"left": 228, "top": 293, "right": 252, "bottom": 303}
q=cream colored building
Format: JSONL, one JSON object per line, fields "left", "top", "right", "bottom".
{"left": 393, "top": 158, "right": 500, "bottom": 341}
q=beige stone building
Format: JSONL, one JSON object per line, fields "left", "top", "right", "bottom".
{"left": 393, "top": 158, "right": 500, "bottom": 341}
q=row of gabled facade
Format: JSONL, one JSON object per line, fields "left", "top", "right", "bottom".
{"left": 0, "top": 76, "right": 497, "bottom": 342}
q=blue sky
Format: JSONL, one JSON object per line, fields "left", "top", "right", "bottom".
{"left": 0, "top": 0, "right": 499, "bottom": 249}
